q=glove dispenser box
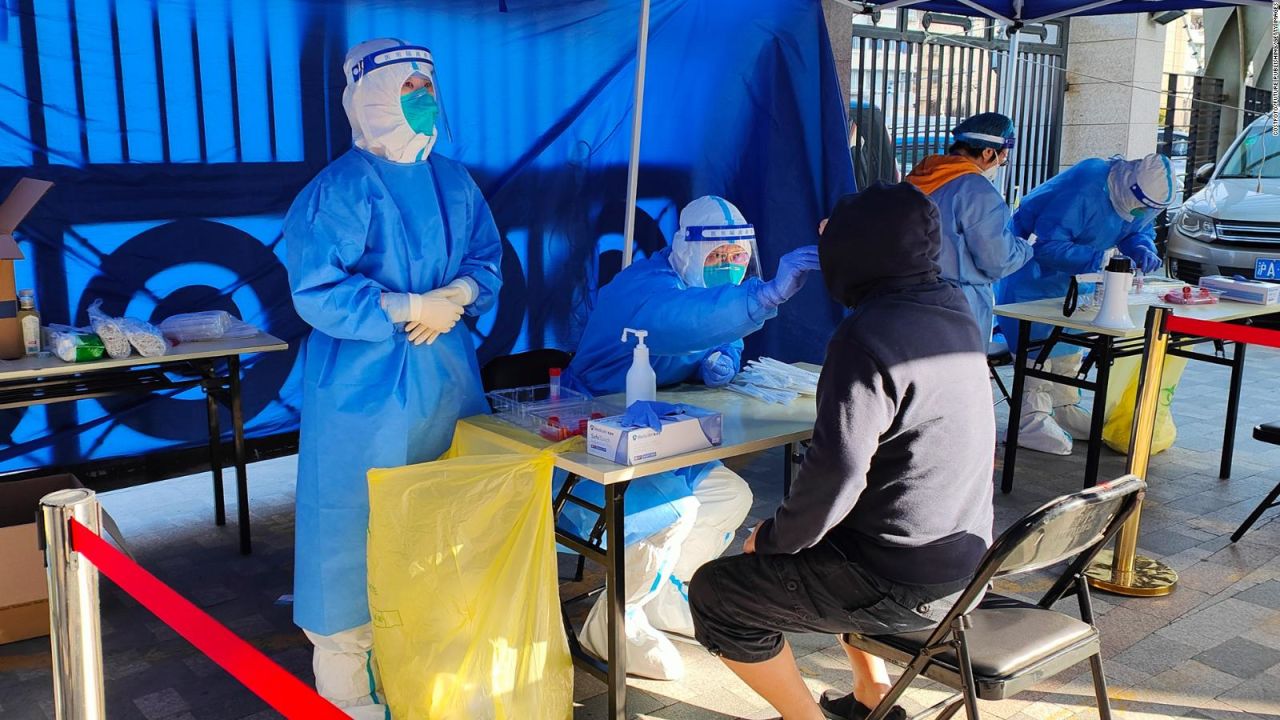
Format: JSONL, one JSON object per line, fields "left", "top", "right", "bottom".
{"left": 587, "top": 406, "right": 723, "bottom": 466}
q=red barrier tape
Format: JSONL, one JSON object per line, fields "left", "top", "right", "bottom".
{"left": 69, "top": 519, "right": 348, "bottom": 720}
{"left": 1166, "top": 315, "right": 1280, "bottom": 351}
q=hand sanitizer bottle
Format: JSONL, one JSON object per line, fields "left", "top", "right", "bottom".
{"left": 621, "top": 328, "right": 656, "bottom": 406}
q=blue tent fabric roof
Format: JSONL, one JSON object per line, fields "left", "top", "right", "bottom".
{"left": 850, "top": 0, "right": 1268, "bottom": 23}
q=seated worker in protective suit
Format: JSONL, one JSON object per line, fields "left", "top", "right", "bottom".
{"left": 689, "top": 183, "right": 994, "bottom": 720}
{"left": 997, "top": 153, "right": 1173, "bottom": 455}
{"left": 283, "top": 38, "right": 502, "bottom": 717}
{"left": 561, "top": 195, "right": 821, "bottom": 681}
{"left": 905, "top": 113, "right": 1033, "bottom": 342}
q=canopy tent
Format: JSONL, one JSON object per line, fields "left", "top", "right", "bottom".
{"left": 0, "top": 0, "right": 853, "bottom": 472}
{"left": 837, "top": 0, "right": 1271, "bottom": 23}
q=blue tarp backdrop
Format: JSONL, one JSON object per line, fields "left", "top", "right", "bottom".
{"left": 0, "top": 0, "right": 854, "bottom": 472}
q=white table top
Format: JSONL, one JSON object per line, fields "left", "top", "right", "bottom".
{"left": 994, "top": 297, "right": 1280, "bottom": 339}
{"left": 459, "top": 367, "right": 820, "bottom": 486}
{"left": 0, "top": 333, "right": 289, "bottom": 382}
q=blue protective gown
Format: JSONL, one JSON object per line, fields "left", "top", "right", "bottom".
{"left": 997, "top": 158, "right": 1158, "bottom": 355}
{"left": 929, "top": 174, "right": 1033, "bottom": 338}
{"left": 284, "top": 147, "right": 503, "bottom": 635}
{"left": 559, "top": 249, "right": 776, "bottom": 544}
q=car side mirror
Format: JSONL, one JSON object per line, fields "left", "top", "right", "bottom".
{"left": 1195, "top": 163, "right": 1215, "bottom": 182}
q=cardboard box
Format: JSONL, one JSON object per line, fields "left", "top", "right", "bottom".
{"left": 0, "top": 178, "right": 54, "bottom": 360}
{"left": 0, "top": 473, "right": 82, "bottom": 644}
{"left": 587, "top": 406, "right": 723, "bottom": 466}
{"left": 1199, "top": 275, "right": 1280, "bottom": 305}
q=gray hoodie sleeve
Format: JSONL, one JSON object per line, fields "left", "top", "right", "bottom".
{"left": 754, "top": 341, "right": 898, "bottom": 555}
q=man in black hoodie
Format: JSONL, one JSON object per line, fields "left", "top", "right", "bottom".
{"left": 689, "top": 183, "right": 995, "bottom": 720}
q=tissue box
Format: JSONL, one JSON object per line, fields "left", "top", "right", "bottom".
{"left": 1199, "top": 276, "right": 1280, "bottom": 305}
{"left": 587, "top": 406, "right": 723, "bottom": 465}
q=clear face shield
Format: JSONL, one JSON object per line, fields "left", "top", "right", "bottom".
{"left": 676, "top": 225, "right": 762, "bottom": 289}
{"left": 1128, "top": 182, "right": 1168, "bottom": 224}
{"left": 347, "top": 44, "right": 453, "bottom": 142}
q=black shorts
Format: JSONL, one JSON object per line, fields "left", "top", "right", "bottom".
{"left": 689, "top": 541, "right": 969, "bottom": 663}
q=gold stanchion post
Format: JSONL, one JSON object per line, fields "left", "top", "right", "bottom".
{"left": 1085, "top": 305, "right": 1179, "bottom": 596}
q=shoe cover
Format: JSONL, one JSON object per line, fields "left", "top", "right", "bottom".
{"left": 304, "top": 624, "right": 390, "bottom": 719}
{"left": 578, "top": 512, "right": 695, "bottom": 680}
{"left": 581, "top": 602, "right": 685, "bottom": 680}
{"left": 1014, "top": 378, "right": 1073, "bottom": 455}
{"left": 1048, "top": 353, "right": 1085, "bottom": 408}
{"left": 646, "top": 466, "right": 753, "bottom": 638}
{"left": 1054, "top": 403, "right": 1093, "bottom": 437}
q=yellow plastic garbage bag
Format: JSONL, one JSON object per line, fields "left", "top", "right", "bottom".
{"left": 366, "top": 426, "right": 575, "bottom": 720}
{"left": 1101, "top": 354, "right": 1188, "bottom": 455}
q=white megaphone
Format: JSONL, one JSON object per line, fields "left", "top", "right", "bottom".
{"left": 1094, "top": 256, "right": 1136, "bottom": 330}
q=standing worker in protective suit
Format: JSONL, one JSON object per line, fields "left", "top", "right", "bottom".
{"left": 283, "top": 38, "right": 503, "bottom": 717}
{"left": 905, "top": 113, "right": 1033, "bottom": 342}
{"left": 561, "top": 195, "right": 821, "bottom": 680}
{"left": 997, "top": 153, "right": 1172, "bottom": 455}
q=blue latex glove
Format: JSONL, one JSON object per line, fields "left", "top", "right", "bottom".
{"left": 621, "top": 401, "right": 687, "bottom": 432}
{"left": 757, "top": 245, "right": 821, "bottom": 309}
{"left": 700, "top": 350, "right": 737, "bottom": 388}
{"left": 1133, "top": 247, "right": 1163, "bottom": 274}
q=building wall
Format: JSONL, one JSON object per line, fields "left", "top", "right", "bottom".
{"left": 1060, "top": 14, "right": 1167, "bottom": 168}
{"left": 824, "top": 0, "right": 855, "bottom": 113}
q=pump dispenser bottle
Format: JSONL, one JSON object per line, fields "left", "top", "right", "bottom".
{"left": 622, "top": 328, "right": 656, "bottom": 406}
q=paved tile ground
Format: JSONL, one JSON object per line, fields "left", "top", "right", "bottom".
{"left": 0, "top": 347, "right": 1277, "bottom": 719}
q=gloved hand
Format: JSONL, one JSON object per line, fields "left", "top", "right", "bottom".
{"left": 382, "top": 292, "right": 465, "bottom": 345}
{"left": 621, "top": 401, "right": 687, "bottom": 432}
{"left": 757, "top": 245, "right": 821, "bottom": 309}
{"left": 699, "top": 350, "right": 737, "bottom": 388}
{"left": 424, "top": 277, "right": 478, "bottom": 307}
{"left": 1133, "top": 248, "right": 1163, "bottom": 274}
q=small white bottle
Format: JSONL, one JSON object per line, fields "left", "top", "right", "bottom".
{"left": 17, "top": 289, "right": 40, "bottom": 356}
{"left": 621, "top": 328, "right": 656, "bottom": 406}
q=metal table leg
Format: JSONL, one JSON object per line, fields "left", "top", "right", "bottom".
{"left": 604, "top": 482, "right": 627, "bottom": 719}
{"left": 783, "top": 442, "right": 795, "bottom": 498}
{"left": 204, "top": 370, "right": 226, "bottom": 527}
{"left": 1220, "top": 341, "right": 1247, "bottom": 480}
{"left": 1001, "top": 320, "right": 1031, "bottom": 494}
{"left": 228, "top": 356, "right": 252, "bottom": 555}
{"left": 1083, "top": 337, "right": 1113, "bottom": 488}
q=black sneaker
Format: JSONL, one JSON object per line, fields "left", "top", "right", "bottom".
{"left": 819, "top": 690, "right": 907, "bottom": 720}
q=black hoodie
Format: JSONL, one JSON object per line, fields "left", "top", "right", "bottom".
{"left": 755, "top": 183, "right": 995, "bottom": 585}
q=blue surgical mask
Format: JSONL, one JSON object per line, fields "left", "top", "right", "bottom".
{"left": 401, "top": 89, "right": 439, "bottom": 136}
{"left": 703, "top": 263, "right": 748, "bottom": 287}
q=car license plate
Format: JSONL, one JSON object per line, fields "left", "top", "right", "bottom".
{"left": 1256, "top": 258, "right": 1280, "bottom": 281}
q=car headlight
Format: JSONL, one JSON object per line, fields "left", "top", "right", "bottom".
{"left": 1175, "top": 210, "right": 1217, "bottom": 243}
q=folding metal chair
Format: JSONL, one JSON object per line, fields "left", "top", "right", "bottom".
{"left": 1231, "top": 422, "right": 1280, "bottom": 543}
{"left": 841, "top": 475, "right": 1146, "bottom": 720}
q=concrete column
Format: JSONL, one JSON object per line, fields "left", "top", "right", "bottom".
{"left": 823, "top": 0, "right": 855, "bottom": 112}
{"left": 1059, "top": 15, "right": 1167, "bottom": 169}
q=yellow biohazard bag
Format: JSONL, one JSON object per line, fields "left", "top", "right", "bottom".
{"left": 366, "top": 424, "right": 575, "bottom": 720}
{"left": 1101, "top": 354, "right": 1188, "bottom": 455}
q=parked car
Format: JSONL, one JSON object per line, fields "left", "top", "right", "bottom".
{"left": 1166, "top": 114, "right": 1280, "bottom": 284}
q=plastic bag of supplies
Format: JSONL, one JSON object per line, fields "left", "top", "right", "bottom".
{"left": 365, "top": 425, "right": 575, "bottom": 720}
{"left": 1101, "top": 354, "right": 1188, "bottom": 455}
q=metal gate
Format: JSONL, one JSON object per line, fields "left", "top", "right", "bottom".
{"left": 1159, "top": 73, "right": 1225, "bottom": 200}
{"left": 849, "top": 10, "right": 1069, "bottom": 199}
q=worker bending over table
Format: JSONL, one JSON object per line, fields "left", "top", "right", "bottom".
{"left": 689, "top": 183, "right": 995, "bottom": 720}
{"left": 560, "top": 195, "right": 821, "bottom": 680}
{"left": 284, "top": 38, "right": 503, "bottom": 717}
{"left": 998, "top": 153, "right": 1174, "bottom": 455}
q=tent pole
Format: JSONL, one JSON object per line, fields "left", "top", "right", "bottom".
{"left": 998, "top": 22, "right": 1021, "bottom": 196}
{"left": 622, "top": 0, "right": 653, "bottom": 269}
